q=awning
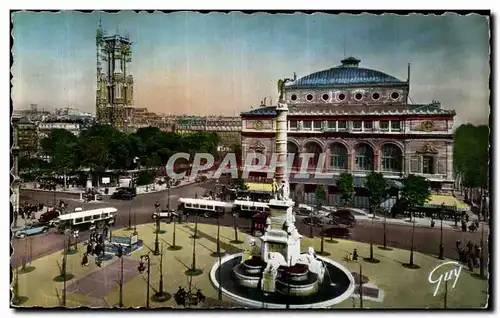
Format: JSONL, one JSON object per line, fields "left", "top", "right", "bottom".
{"left": 423, "top": 195, "right": 470, "bottom": 211}
{"left": 246, "top": 182, "right": 273, "bottom": 192}
{"left": 287, "top": 175, "right": 403, "bottom": 189}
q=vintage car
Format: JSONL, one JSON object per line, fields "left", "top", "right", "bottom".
{"left": 322, "top": 227, "right": 351, "bottom": 239}
{"left": 152, "top": 209, "right": 178, "bottom": 220}
{"left": 330, "top": 209, "right": 357, "bottom": 228}
{"left": 14, "top": 225, "right": 49, "bottom": 239}
{"left": 111, "top": 189, "right": 134, "bottom": 200}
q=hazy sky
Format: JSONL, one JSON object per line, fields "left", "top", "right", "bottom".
{"left": 12, "top": 11, "right": 490, "bottom": 125}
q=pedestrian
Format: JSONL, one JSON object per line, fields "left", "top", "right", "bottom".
{"left": 87, "top": 242, "right": 93, "bottom": 255}
{"left": 462, "top": 220, "right": 467, "bottom": 232}
{"left": 81, "top": 253, "right": 89, "bottom": 267}
{"left": 467, "top": 256, "right": 474, "bottom": 272}
{"left": 352, "top": 248, "right": 358, "bottom": 262}
{"left": 466, "top": 214, "right": 470, "bottom": 223}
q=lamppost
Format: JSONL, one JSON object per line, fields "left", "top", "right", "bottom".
{"left": 230, "top": 211, "right": 242, "bottom": 244}
{"left": 308, "top": 210, "right": 314, "bottom": 238}
{"left": 152, "top": 244, "right": 170, "bottom": 302}
{"left": 438, "top": 204, "right": 444, "bottom": 260}
{"left": 127, "top": 197, "right": 133, "bottom": 230}
{"left": 137, "top": 254, "right": 151, "bottom": 308}
{"left": 211, "top": 208, "right": 224, "bottom": 257}
{"left": 154, "top": 205, "right": 161, "bottom": 256}
{"left": 186, "top": 216, "right": 203, "bottom": 276}
{"left": 73, "top": 230, "right": 79, "bottom": 252}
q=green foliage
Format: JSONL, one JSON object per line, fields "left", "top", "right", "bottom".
{"left": 234, "top": 177, "right": 249, "bottom": 191}
{"left": 453, "top": 124, "right": 489, "bottom": 189}
{"left": 401, "top": 174, "right": 431, "bottom": 209}
{"left": 315, "top": 184, "right": 326, "bottom": 208}
{"left": 136, "top": 170, "right": 155, "bottom": 186}
{"left": 38, "top": 124, "right": 220, "bottom": 176}
{"left": 337, "top": 172, "right": 355, "bottom": 206}
{"left": 366, "top": 171, "right": 388, "bottom": 214}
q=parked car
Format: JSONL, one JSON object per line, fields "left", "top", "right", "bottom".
{"left": 111, "top": 190, "right": 134, "bottom": 200}
{"left": 116, "top": 187, "right": 137, "bottom": 197}
{"left": 39, "top": 209, "right": 60, "bottom": 225}
{"left": 322, "top": 227, "right": 351, "bottom": 239}
{"left": 152, "top": 209, "right": 178, "bottom": 220}
{"left": 303, "top": 216, "right": 328, "bottom": 227}
{"left": 15, "top": 225, "right": 49, "bottom": 239}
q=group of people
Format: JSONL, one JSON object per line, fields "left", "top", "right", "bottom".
{"left": 456, "top": 240, "right": 482, "bottom": 271}
{"left": 461, "top": 212, "right": 480, "bottom": 232}
{"left": 174, "top": 286, "right": 206, "bottom": 307}
{"left": 18, "top": 201, "right": 43, "bottom": 220}
{"left": 344, "top": 248, "right": 359, "bottom": 263}
{"left": 81, "top": 232, "right": 107, "bottom": 267}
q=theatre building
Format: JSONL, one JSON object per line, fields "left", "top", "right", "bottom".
{"left": 240, "top": 57, "right": 455, "bottom": 208}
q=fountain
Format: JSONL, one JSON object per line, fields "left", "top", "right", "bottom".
{"left": 210, "top": 82, "right": 356, "bottom": 308}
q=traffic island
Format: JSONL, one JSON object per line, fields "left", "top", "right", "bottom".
{"left": 16, "top": 223, "right": 489, "bottom": 308}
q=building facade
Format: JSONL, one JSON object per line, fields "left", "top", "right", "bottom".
{"left": 95, "top": 23, "right": 134, "bottom": 128}
{"left": 175, "top": 115, "right": 241, "bottom": 146}
{"left": 241, "top": 57, "right": 455, "bottom": 207}
{"left": 11, "top": 116, "right": 21, "bottom": 218}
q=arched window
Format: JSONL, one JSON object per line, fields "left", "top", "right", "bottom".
{"left": 329, "top": 143, "right": 348, "bottom": 169}
{"left": 305, "top": 141, "right": 322, "bottom": 170}
{"left": 287, "top": 142, "right": 300, "bottom": 170}
{"left": 355, "top": 143, "right": 374, "bottom": 170}
{"left": 381, "top": 144, "right": 402, "bottom": 172}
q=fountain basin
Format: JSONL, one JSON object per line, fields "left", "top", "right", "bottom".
{"left": 275, "top": 271, "right": 319, "bottom": 296}
{"left": 211, "top": 253, "right": 355, "bottom": 308}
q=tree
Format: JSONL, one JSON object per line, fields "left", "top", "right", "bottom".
{"left": 337, "top": 172, "right": 355, "bottom": 207}
{"left": 51, "top": 142, "right": 78, "bottom": 189}
{"left": 366, "top": 172, "right": 388, "bottom": 260}
{"left": 453, "top": 124, "right": 489, "bottom": 220}
{"left": 78, "top": 136, "right": 113, "bottom": 188}
{"left": 401, "top": 174, "right": 431, "bottom": 268}
{"left": 234, "top": 176, "right": 249, "bottom": 191}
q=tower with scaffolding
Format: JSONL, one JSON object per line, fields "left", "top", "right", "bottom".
{"left": 95, "top": 20, "right": 134, "bottom": 128}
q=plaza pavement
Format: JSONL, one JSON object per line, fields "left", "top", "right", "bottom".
{"left": 12, "top": 223, "right": 488, "bottom": 309}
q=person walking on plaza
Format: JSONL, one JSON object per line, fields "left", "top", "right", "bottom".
{"left": 352, "top": 248, "right": 359, "bottom": 262}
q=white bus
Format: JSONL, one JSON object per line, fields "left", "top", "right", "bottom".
{"left": 56, "top": 207, "right": 118, "bottom": 233}
{"left": 178, "top": 198, "right": 233, "bottom": 218}
{"left": 232, "top": 200, "right": 269, "bottom": 218}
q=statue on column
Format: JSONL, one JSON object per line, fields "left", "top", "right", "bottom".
{"left": 277, "top": 78, "right": 293, "bottom": 102}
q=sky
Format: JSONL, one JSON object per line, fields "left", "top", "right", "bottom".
{"left": 11, "top": 11, "right": 490, "bottom": 125}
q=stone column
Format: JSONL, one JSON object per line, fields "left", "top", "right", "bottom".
{"left": 446, "top": 141, "right": 453, "bottom": 181}
{"left": 347, "top": 152, "right": 353, "bottom": 171}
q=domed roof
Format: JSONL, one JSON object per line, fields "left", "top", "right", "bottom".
{"left": 286, "top": 57, "right": 406, "bottom": 88}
